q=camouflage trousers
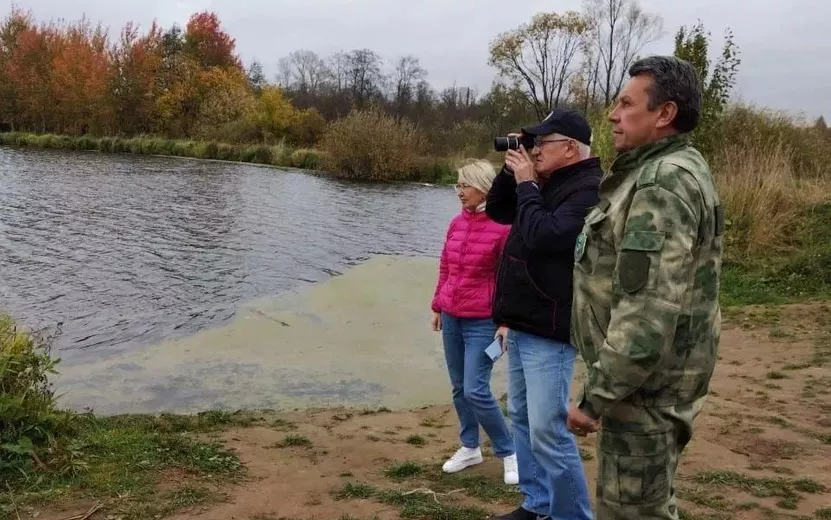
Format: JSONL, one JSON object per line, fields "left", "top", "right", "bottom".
{"left": 594, "top": 397, "right": 707, "bottom": 520}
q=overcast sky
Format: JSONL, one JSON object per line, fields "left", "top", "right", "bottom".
{"left": 4, "top": 0, "right": 829, "bottom": 121}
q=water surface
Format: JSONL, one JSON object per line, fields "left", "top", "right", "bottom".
{"left": 0, "top": 147, "right": 459, "bottom": 367}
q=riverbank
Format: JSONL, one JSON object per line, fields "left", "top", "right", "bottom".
{"left": 3, "top": 302, "right": 830, "bottom": 520}
{"left": 3, "top": 245, "right": 831, "bottom": 519}
{"left": 0, "top": 132, "right": 459, "bottom": 185}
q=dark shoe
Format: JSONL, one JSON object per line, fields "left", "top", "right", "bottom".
{"left": 491, "top": 507, "right": 550, "bottom": 520}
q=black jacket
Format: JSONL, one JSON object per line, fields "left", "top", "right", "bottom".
{"left": 486, "top": 158, "right": 602, "bottom": 342}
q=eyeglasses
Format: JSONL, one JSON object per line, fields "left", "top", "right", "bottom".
{"left": 533, "top": 137, "right": 571, "bottom": 147}
{"left": 454, "top": 182, "right": 473, "bottom": 193}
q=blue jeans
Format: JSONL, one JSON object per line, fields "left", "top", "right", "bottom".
{"left": 441, "top": 313, "right": 515, "bottom": 458}
{"left": 506, "top": 329, "right": 592, "bottom": 520}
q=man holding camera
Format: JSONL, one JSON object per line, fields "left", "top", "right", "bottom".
{"left": 487, "top": 109, "right": 601, "bottom": 520}
{"left": 568, "top": 55, "right": 723, "bottom": 520}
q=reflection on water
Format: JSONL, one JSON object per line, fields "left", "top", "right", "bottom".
{"left": 0, "top": 147, "right": 458, "bottom": 359}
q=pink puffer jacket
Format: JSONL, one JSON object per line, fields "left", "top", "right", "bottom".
{"left": 431, "top": 208, "right": 511, "bottom": 318}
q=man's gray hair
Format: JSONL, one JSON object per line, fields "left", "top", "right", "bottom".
{"left": 552, "top": 133, "right": 591, "bottom": 159}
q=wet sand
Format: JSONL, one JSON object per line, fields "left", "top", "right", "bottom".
{"left": 54, "top": 255, "right": 509, "bottom": 415}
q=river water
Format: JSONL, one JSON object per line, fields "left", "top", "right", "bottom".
{"left": 0, "top": 147, "right": 458, "bottom": 364}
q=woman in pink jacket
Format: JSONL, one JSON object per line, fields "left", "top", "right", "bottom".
{"left": 431, "top": 159, "right": 517, "bottom": 485}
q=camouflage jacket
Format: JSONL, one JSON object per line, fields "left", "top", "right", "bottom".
{"left": 571, "top": 134, "right": 724, "bottom": 419}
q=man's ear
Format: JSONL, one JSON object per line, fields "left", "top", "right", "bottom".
{"left": 568, "top": 140, "right": 578, "bottom": 159}
{"left": 655, "top": 101, "right": 678, "bottom": 130}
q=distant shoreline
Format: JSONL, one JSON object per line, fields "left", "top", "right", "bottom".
{"left": 0, "top": 131, "right": 458, "bottom": 186}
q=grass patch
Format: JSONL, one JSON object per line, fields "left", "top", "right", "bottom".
{"left": 312, "top": 466, "right": 513, "bottom": 520}
{"left": 331, "top": 482, "right": 378, "bottom": 500}
{"left": 419, "top": 417, "right": 445, "bottom": 428}
{"left": 377, "top": 490, "right": 490, "bottom": 520}
{"left": 767, "top": 416, "right": 792, "bottom": 428}
{"left": 678, "top": 487, "right": 732, "bottom": 509}
{"left": 767, "top": 371, "right": 788, "bottom": 380}
{"left": 118, "top": 484, "right": 228, "bottom": 519}
{"left": 736, "top": 501, "right": 760, "bottom": 510}
{"left": 793, "top": 479, "right": 825, "bottom": 493}
{"left": 406, "top": 435, "right": 427, "bottom": 446}
{"left": 0, "top": 313, "right": 245, "bottom": 519}
{"left": 166, "top": 485, "right": 220, "bottom": 509}
{"left": 274, "top": 434, "right": 313, "bottom": 449}
{"left": 360, "top": 407, "right": 392, "bottom": 415}
{"left": 692, "top": 471, "right": 825, "bottom": 509}
{"left": 776, "top": 496, "right": 799, "bottom": 510}
{"left": 270, "top": 418, "right": 296, "bottom": 431}
{"left": 816, "top": 507, "right": 831, "bottom": 519}
{"left": 430, "top": 472, "right": 519, "bottom": 503}
{"left": 384, "top": 461, "right": 425, "bottom": 480}
{"left": 720, "top": 203, "right": 831, "bottom": 306}
{"left": 102, "top": 409, "right": 262, "bottom": 433}
{"left": 769, "top": 327, "right": 795, "bottom": 339}
{"left": 0, "top": 414, "right": 243, "bottom": 519}
{"left": 784, "top": 362, "right": 814, "bottom": 370}
{"left": 678, "top": 509, "right": 732, "bottom": 520}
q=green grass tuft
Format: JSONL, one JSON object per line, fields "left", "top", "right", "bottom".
{"left": 384, "top": 461, "right": 425, "bottom": 480}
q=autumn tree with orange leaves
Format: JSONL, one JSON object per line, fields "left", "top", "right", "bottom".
{"left": 183, "top": 11, "right": 241, "bottom": 70}
{"left": 0, "top": 8, "right": 315, "bottom": 143}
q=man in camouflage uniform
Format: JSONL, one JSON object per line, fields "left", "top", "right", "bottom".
{"left": 567, "top": 55, "right": 724, "bottom": 520}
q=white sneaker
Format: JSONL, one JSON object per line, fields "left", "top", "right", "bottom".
{"left": 442, "top": 446, "right": 483, "bottom": 473}
{"left": 502, "top": 453, "right": 519, "bottom": 485}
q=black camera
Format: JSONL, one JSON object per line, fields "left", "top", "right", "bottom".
{"left": 493, "top": 134, "right": 535, "bottom": 152}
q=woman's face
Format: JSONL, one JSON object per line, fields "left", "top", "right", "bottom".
{"left": 455, "top": 177, "right": 487, "bottom": 211}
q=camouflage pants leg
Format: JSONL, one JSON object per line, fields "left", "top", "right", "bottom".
{"left": 594, "top": 398, "right": 705, "bottom": 520}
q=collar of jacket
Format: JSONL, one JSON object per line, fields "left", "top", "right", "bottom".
{"left": 462, "top": 202, "right": 488, "bottom": 216}
{"left": 610, "top": 133, "right": 690, "bottom": 173}
{"left": 540, "top": 156, "right": 602, "bottom": 191}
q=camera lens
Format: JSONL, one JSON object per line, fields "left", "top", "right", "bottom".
{"left": 493, "top": 136, "right": 519, "bottom": 152}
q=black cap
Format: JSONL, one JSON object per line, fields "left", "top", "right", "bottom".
{"left": 521, "top": 109, "right": 592, "bottom": 146}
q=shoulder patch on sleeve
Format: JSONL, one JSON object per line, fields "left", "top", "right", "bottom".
{"left": 618, "top": 250, "right": 651, "bottom": 293}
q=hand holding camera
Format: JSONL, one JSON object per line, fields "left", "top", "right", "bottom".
{"left": 505, "top": 145, "right": 536, "bottom": 185}
{"left": 495, "top": 132, "right": 536, "bottom": 183}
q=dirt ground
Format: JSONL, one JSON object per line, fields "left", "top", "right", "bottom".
{"left": 30, "top": 303, "right": 831, "bottom": 520}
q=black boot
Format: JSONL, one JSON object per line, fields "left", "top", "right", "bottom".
{"left": 491, "top": 507, "right": 550, "bottom": 520}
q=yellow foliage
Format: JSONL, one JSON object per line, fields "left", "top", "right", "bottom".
{"left": 194, "top": 66, "right": 254, "bottom": 139}
{"left": 246, "top": 86, "right": 299, "bottom": 143}
{"left": 151, "top": 57, "right": 201, "bottom": 137}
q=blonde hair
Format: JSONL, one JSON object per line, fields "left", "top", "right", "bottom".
{"left": 456, "top": 158, "right": 498, "bottom": 195}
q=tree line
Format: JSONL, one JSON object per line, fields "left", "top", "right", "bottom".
{"left": 1, "top": 0, "right": 827, "bottom": 161}
{"left": 0, "top": 9, "right": 325, "bottom": 147}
